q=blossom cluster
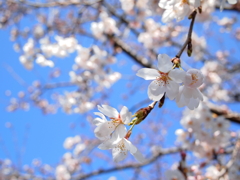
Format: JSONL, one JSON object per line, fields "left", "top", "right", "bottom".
{"left": 175, "top": 102, "right": 230, "bottom": 159}
{"left": 91, "top": 12, "right": 119, "bottom": 41}
{"left": 93, "top": 52, "right": 205, "bottom": 163}
{"left": 93, "top": 105, "right": 145, "bottom": 163}
{"left": 138, "top": 18, "right": 181, "bottom": 49}
{"left": 56, "top": 135, "right": 87, "bottom": 180}
{"left": 201, "top": 60, "right": 231, "bottom": 102}
{"left": 17, "top": 35, "right": 121, "bottom": 114}
{"left": 205, "top": 161, "right": 240, "bottom": 179}
{"left": 137, "top": 54, "right": 204, "bottom": 110}
{"left": 159, "top": 0, "right": 201, "bottom": 23}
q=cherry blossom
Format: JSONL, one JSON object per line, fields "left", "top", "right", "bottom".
{"left": 159, "top": 0, "right": 201, "bottom": 23}
{"left": 176, "top": 102, "right": 231, "bottom": 159}
{"left": 136, "top": 54, "right": 185, "bottom": 101}
{"left": 35, "top": 54, "right": 54, "bottom": 67}
{"left": 119, "top": 0, "right": 134, "bottom": 14}
{"left": 93, "top": 105, "right": 132, "bottom": 141}
{"left": 91, "top": 12, "right": 119, "bottom": 41}
{"left": 98, "top": 126, "right": 145, "bottom": 163}
{"left": 176, "top": 69, "right": 204, "bottom": 110}
{"left": 55, "top": 165, "right": 71, "bottom": 180}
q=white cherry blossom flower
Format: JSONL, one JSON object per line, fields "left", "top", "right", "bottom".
{"left": 136, "top": 54, "right": 185, "bottom": 101}
{"left": 98, "top": 127, "right": 145, "bottom": 163}
{"left": 212, "top": 116, "right": 230, "bottom": 132}
{"left": 93, "top": 105, "right": 132, "bottom": 141}
{"left": 176, "top": 68, "right": 204, "bottom": 110}
{"left": 36, "top": 54, "right": 54, "bottom": 67}
{"left": 159, "top": 0, "right": 201, "bottom": 23}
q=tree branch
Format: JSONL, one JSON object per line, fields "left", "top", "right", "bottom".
{"left": 75, "top": 146, "right": 184, "bottom": 180}
{"left": 208, "top": 103, "right": 240, "bottom": 124}
{"left": 112, "top": 35, "right": 153, "bottom": 68}
{"left": 176, "top": 10, "right": 197, "bottom": 58}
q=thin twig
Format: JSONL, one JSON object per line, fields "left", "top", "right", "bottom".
{"left": 176, "top": 10, "right": 197, "bottom": 58}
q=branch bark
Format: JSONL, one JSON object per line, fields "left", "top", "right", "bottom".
{"left": 176, "top": 10, "right": 197, "bottom": 58}
{"left": 112, "top": 35, "right": 153, "bottom": 68}
{"left": 209, "top": 104, "right": 240, "bottom": 124}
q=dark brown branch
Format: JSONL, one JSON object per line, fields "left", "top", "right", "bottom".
{"left": 112, "top": 36, "right": 153, "bottom": 68}
{"left": 209, "top": 104, "right": 240, "bottom": 124}
{"left": 176, "top": 10, "right": 197, "bottom": 58}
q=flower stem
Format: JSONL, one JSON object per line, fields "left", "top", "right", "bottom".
{"left": 176, "top": 9, "right": 197, "bottom": 58}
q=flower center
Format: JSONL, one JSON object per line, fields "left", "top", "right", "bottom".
{"left": 115, "top": 139, "right": 127, "bottom": 155}
{"left": 110, "top": 114, "right": 123, "bottom": 124}
{"left": 190, "top": 73, "right": 198, "bottom": 86}
{"left": 155, "top": 72, "right": 170, "bottom": 85}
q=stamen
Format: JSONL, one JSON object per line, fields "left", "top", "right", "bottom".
{"left": 155, "top": 72, "right": 170, "bottom": 86}
{"left": 110, "top": 115, "right": 123, "bottom": 124}
{"left": 190, "top": 73, "right": 198, "bottom": 86}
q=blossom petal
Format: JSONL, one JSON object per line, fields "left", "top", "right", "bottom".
{"left": 124, "top": 138, "right": 137, "bottom": 154}
{"left": 169, "top": 69, "right": 185, "bottom": 83}
{"left": 93, "top": 112, "right": 107, "bottom": 126}
{"left": 98, "top": 139, "right": 114, "bottom": 150}
{"left": 159, "top": 0, "right": 175, "bottom": 9}
{"left": 162, "top": 9, "right": 176, "bottom": 23}
{"left": 115, "top": 124, "right": 127, "bottom": 139}
{"left": 93, "top": 117, "right": 105, "bottom": 126}
{"left": 132, "top": 149, "right": 146, "bottom": 164}
{"left": 183, "top": 86, "right": 193, "bottom": 99}
{"left": 98, "top": 130, "right": 120, "bottom": 150}
{"left": 176, "top": 86, "right": 189, "bottom": 108}
{"left": 176, "top": 96, "right": 186, "bottom": 108}
{"left": 136, "top": 68, "right": 159, "bottom": 80}
{"left": 158, "top": 54, "right": 172, "bottom": 73}
{"left": 192, "top": 89, "right": 203, "bottom": 101}
{"left": 120, "top": 106, "right": 132, "bottom": 124}
{"left": 187, "top": 98, "right": 200, "bottom": 110}
{"left": 174, "top": 3, "right": 190, "bottom": 21}
{"left": 94, "top": 121, "right": 117, "bottom": 140}
{"left": 148, "top": 81, "right": 166, "bottom": 101}
{"left": 166, "top": 80, "right": 179, "bottom": 100}
{"left": 97, "top": 105, "right": 119, "bottom": 118}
